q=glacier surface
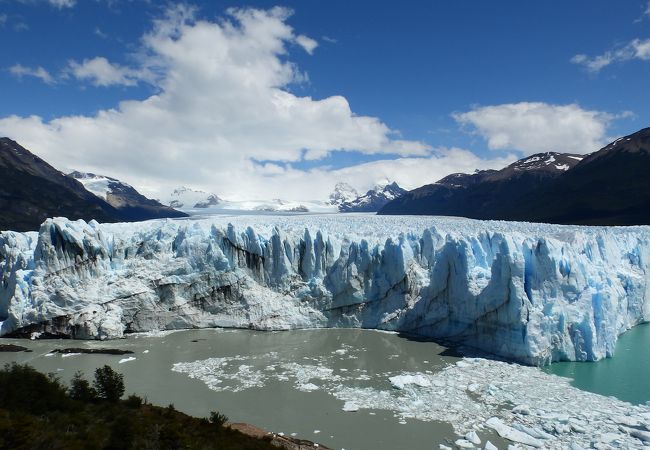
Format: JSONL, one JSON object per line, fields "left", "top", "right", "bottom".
{"left": 1, "top": 214, "right": 650, "bottom": 364}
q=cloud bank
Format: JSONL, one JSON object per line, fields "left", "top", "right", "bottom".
{"left": 0, "top": 6, "right": 615, "bottom": 202}
{"left": 453, "top": 102, "right": 617, "bottom": 156}
{"left": 572, "top": 38, "right": 650, "bottom": 72}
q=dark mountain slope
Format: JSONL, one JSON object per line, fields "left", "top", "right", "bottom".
{"left": 0, "top": 138, "right": 187, "bottom": 231}
{"left": 504, "top": 127, "right": 650, "bottom": 225}
{"left": 380, "top": 127, "right": 650, "bottom": 226}
{"left": 379, "top": 152, "right": 582, "bottom": 219}
{"left": 0, "top": 138, "right": 121, "bottom": 231}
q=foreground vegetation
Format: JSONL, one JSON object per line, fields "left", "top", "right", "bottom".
{"left": 0, "top": 363, "right": 277, "bottom": 450}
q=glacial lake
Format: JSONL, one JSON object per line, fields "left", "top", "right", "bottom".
{"left": 2, "top": 325, "right": 649, "bottom": 449}
{"left": 545, "top": 322, "right": 650, "bottom": 405}
{"left": 0, "top": 328, "right": 512, "bottom": 450}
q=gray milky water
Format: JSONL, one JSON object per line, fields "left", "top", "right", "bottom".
{"left": 0, "top": 328, "right": 505, "bottom": 450}
{"left": 3, "top": 325, "right": 649, "bottom": 449}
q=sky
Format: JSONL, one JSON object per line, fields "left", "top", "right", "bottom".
{"left": 0, "top": 0, "right": 649, "bottom": 201}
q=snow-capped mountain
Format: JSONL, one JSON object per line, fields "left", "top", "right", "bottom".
{"left": 2, "top": 214, "right": 649, "bottom": 366}
{"left": 69, "top": 171, "right": 129, "bottom": 201}
{"left": 165, "top": 187, "right": 222, "bottom": 209}
{"left": 338, "top": 182, "right": 406, "bottom": 212}
{"left": 70, "top": 171, "right": 187, "bottom": 221}
{"left": 328, "top": 182, "right": 359, "bottom": 206}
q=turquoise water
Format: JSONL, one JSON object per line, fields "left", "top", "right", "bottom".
{"left": 545, "top": 322, "right": 650, "bottom": 405}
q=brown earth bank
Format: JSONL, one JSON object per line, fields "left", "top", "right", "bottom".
{"left": 229, "top": 423, "right": 333, "bottom": 450}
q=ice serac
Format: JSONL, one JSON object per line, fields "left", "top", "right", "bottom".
{"left": 1, "top": 215, "right": 649, "bottom": 365}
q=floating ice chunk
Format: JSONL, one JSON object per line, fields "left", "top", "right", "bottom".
{"left": 143, "top": 350, "right": 150, "bottom": 354}
{"left": 118, "top": 356, "right": 136, "bottom": 364}
{"left": 389, "top": 374, "right": 431, "bottom": 390}
{"left": 61, "top": 353, "right": 81, "bottom": 358}
{"left": 569, "top": 443, "right": 587, "bottom": 450}
{"left": 483, "top": 441, "right": 498, "bottom": 450}
{"left": 485, "top": 417, "right": 543, "bottom": 448}
{"left": 439, "top": 445, "right": 452, "bottom": 450}
{"left": 511, "top": 405, "right": 530, "bottom": 415}
{"left": 465, "top": 430, "right": 481, "bottom": 445}
{"left": 299, "top": 383, "right": 319, "bottom": 391}
{"left": 455, "top": 438, "right": 475, "bottom": 448}
{"left": 629, "top": 428, "right": 650, "bottom": 443}
{"left": 342, "top": 402, "right": 359, "bottom": 412}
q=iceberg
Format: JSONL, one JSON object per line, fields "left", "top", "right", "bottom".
{"left": 1, "top": 215, "right": 649, "bottom": 364}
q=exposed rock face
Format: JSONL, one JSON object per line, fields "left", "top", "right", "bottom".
{"left": 1, "top": 215, "right": 649, "bottom": 365}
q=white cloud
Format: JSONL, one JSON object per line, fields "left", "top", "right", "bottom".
{"left": 572, "top": 38, "right": 650, "bottom": 72}
{"left": 0, "top": 14, "right": 7, "bottom": 27}
{"left": 0, "top": 6, "right": 441, "bottom": 201}
{"left": 48, "top": 0, "right": 76, "bottom": 8}
{"left": 453, "top": 102, "right": 615, "bottom": 155}
{"left": 9, "top": 63, "right": 55, "bottom": 84}
{"left": 94, "top": 27, "right": 108, "bottom": 39}
{"left": 295, "top": 34, "right": 318, "bottom": 54}
{"left": 67, "top": 57, "right": 144, "bottom": 87}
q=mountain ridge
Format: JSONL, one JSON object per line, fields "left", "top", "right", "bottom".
{"left": 0, "top": 138, "right": 186, "bottom": 231}
{"left": 379, "top": 127, "right": 650, "bottom": 226}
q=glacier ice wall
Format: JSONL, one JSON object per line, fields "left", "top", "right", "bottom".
{"left": 1, "top": 215, "right": 649, "bottom": 365}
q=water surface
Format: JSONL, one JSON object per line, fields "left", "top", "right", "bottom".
{"left": 545, "top": 322, "right": 650, "bottom": 405}
{"left": 1, "top": 328, "right": 505, "bottom": 450}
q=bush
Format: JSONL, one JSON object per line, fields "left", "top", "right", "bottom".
{"left": 93, "top": 365, "right": 125, "bottom": 402}
{"left": 69, "top": 371, "right": 97, "bottom": 402}
{"left": 209, "top": 411, "right": 229, "bottom": 427}
{"left": 0, "top": 363, "right": 69, "bottom": 414}
{"left": 124, "top": 394, "right": 143, "bottom": 409}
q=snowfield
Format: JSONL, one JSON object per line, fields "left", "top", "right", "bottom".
{"left": 1, "top": 214, "right": 650, "bottom": 365}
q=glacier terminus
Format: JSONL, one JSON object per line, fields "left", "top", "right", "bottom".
{"left": 1, "top": 214, "right": 649, "bottom": 365}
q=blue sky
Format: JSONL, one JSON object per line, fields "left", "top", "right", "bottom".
{"left": 0, "top": 1, "right": 649, "bottom": 200}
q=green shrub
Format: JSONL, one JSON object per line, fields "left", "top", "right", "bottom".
{"left": 93, "top": 365, "right": 125, "bottom": 402}
{"left": 69, "top": 371, "right": 98, "bottom": 402}
{"left": 209, "top": 411, "right": 229, "bottom": 427}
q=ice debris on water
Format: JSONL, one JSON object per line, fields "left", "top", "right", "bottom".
{"left": 172, "top": 352, "right": 650, "bottom": 450}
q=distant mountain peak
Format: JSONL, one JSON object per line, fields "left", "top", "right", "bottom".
{"left": 329, "top": 182, "right": 359, "bottom": 206}
{"left": 338, "top": 181, "right": 406, "bottom": 212}
{"left": 166, "top": 186, "right": 222, "bottom": 209}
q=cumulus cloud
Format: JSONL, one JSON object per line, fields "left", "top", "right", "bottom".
{"left": 295, "top": 34, "right": 318, "bottom": 54}
{"left": 0, "top": 5, "right": 514, "bottom": 201}
{"left": 572, "top": 38, "right": 650, "bottom": 72}
{"left": 48, "top": 0, "right": 76, "bottom": 8}
{"left": 9, "top": 63, "right": 55, "bottom": 84}
{"left": 453, "top": 102, "right": 615, "bottom": 155}
{"left": 66, "top": 57, "right": 145, "bottom": 87}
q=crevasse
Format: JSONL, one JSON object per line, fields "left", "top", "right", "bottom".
{"left": 1, "top": 215, "right": 649, "bottom": 365}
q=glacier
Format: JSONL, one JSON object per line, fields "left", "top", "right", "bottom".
{"left": 1, "top": 214, "right": 649, "bottom": 365}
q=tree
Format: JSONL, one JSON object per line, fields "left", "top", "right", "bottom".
{"left": 93, "top": 365, "right": 125, "bottom": 402}
{"left": 69, "top": 371, "right": 97, "bottom": 402}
